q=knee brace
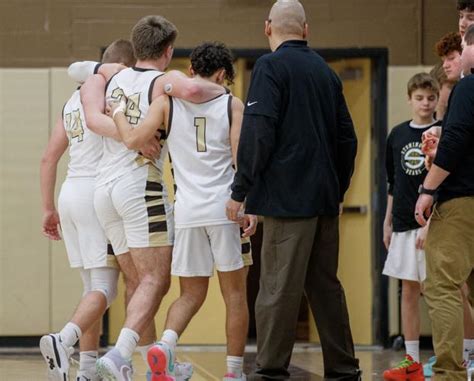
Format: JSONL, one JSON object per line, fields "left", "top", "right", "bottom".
{"left": 89, "top": 267, "right": 120, "bottom": 307}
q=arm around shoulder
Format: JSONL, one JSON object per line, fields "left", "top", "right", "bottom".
{"left": 113, "top": 94, "right": 169, "bottom": 150}
{"left": 80, "top": 75, "right": 121, "bottom": 140}
{"left": 153, "top": 70, "right": 224, "bottom": 103}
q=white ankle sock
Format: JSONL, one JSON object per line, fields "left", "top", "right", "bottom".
{"left": 464, "top": 339, "right": 474, "bottom": 361}
{"left": 79, "top": 351, "right": 98, "bottom": 371}
{"left": 59, "top": 322, "right": 82, "bottom": 347}
{"left": 136, "top": 343, "right": 154, "bottom": 367}
{"left": 161, "top": 329, "right": 178, "bottom": 349}
{"left": 116, "top": 328, "right": 140, "bottom": 360}
{"left": 405, "top": 340, "right": 420, "bottom": 363}
{"left": 227, "top": 356, "right": 244, "bottom": 377}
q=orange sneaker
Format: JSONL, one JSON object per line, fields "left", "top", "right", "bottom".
{"left": 383, "top": 355, "right": 425, "bottom": 381}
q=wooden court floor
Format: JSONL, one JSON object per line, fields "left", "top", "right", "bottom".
{"left": 0, "top": 347, "right": 434, "bottom": 380}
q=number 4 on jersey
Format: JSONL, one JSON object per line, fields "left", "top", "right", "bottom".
{"left": 111, "top": 88, "right": 141, "bottom": 125}
{"left": 65, "top": 109, "right": 84, "bottom": 143}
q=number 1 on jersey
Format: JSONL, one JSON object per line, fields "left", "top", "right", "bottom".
{"left": 194, "top": 117, "right": 207, "bottom": 152}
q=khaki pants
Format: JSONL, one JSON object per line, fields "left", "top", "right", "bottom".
{"left": 254, "top": 216, "right": 360, "bottom": 380}
{"left": 424, "top": 196, "right": 474, "bottom": 381}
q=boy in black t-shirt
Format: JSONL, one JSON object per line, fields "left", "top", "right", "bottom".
{"left": 382, "top": 73, "right": 440, "bottom": 381}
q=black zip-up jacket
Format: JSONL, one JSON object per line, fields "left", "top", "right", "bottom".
{"left": 231, "top": 40, "right": 357, "bottom": 217}
{"left": 434, "top": 75, "right": 474, "bottom": 202}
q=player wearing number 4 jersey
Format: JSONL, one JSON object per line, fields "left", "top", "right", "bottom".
{"left": 39, "top": 39, "right": 135, "bottom": 381}
{"left": 74, "top": 16, "right": 227, "bottom": 381}
{"left": 108, "top": 42, "right": 257, "bottom": 381}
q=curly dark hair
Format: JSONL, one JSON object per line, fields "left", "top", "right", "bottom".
{"left": 435, "top": 32, "right": 462, "bottom": 57}
{"left": 190, "top": 42, "right": 235, "bottom": 84}
{"left": 457, "top": 0, "right": 474, "bottom": 12}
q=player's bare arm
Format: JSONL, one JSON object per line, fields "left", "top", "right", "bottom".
{"left": 40, "top": 116, "right": 69, "bottom": 241}
{"left": 152, "top": 70, "right": 225, "bottom": 103}
{"left": 68, "top": 61, "right": 125, "bottom": 84}
{"left": 80, "top": 75, "right": 122, "bottom": 141}
{"left": 108, "top": 94, "right": 169, "bottom": 150}
{"left": 230, "top": 97, "right": 244, "bottom": 167}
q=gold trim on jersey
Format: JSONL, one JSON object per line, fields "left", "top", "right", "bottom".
{"left": 145, "top": 164, "right": 172, "bottom": 246}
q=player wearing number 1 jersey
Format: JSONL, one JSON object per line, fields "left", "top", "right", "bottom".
{"left": 108, "top": 42, "right": 257, "bottom": 381}
{"left": 39, "top": 40, "right": 135, "bottom": 381}
{"left": 82, "top": 16, "right": 227, "bottom": 381}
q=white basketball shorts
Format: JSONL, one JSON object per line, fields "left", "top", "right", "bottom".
{"left": 94, "top": 164, "right": 174, "bottom": 255}
{"left": 58, "top": 178, "right": 117, "bottom": 269}
{"left": 172, "top": 223, "right": 244, "bottom": 277}
{"left": 382, "top": 228, "right": 426, "bottom": 282}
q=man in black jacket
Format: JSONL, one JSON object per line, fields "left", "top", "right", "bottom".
{"left": 415, "top": 24, "right": 474, "bottom": 381}
{"left": 226, "top": 1, "right": 360, "bottom": 379}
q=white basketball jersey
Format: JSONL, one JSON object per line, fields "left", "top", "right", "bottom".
{"left": 62, "top": 89, "right": 103, "bottom": 178}
{"left": 167, "top": 94, "right": 235, "bottom": 228}
{"left": 97, "top": 67, "right": 165, "bottom": 186}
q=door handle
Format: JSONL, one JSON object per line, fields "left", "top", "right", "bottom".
{"left": 342, "top": 205, "right": 368, "bottom": 215}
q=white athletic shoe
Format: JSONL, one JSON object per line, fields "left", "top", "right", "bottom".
{"left": 96, "top": 348, "right": 134, "bottom": 381}
{"left": 175, "top": 362, "right": 193, "bottom": 380}
{"left": 40, "top": 333, "right": 74, "bottom": 381}
{"left": 467, "top": 359, "right": 474, "bottom": 381}
{"left": 223, "top": 373, "right": 247, "bottom": 381}
{"left": 76, "top": 369, "right": 100, "bottom": 381}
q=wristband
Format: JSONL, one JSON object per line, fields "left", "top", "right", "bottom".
{"left": 112, "top": 100, "right": 127, "bottom": 119}
{"left": 418, "top": 184, "right": 437, "bottom": 196}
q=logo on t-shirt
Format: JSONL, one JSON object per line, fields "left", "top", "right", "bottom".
{"left": 401, "top": 142, "right": 425, "bottom": 176}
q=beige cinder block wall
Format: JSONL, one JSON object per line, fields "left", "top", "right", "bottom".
{"left": 0, "top": 0, "right": 458, "bottom": 67}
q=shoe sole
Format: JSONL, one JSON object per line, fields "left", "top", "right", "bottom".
{"left": 148, "top": 346, "right": 175, "bottom": 381}
{"left": 39, "top": 335, "right": 68, "bottom": 381}
{"left": 383, "top": 375, "right": 425, "bottom": 381}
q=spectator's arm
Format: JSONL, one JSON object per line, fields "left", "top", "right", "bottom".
{"left": 433, "top": 81, "right": 473, "bottom": 172}
{"left": 230, "top": 58, "right": 281, "bottom": 202}
{"left": 385, "top": 132, "right": 395, "bottom": 195}
{"left": 231, "top": 114, "right": 277, "bottom": 202}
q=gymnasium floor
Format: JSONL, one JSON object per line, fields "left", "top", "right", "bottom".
{"left": 0, "top": 345, "right": 434, "bottom": 380}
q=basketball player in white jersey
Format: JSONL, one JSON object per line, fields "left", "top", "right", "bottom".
{"left": 74, "top": 16, "right": 227, "bottom": 381}
{"left": 39, "top": 40, "right": 136, "bottom": 381}
{"left": 108, "top": 42, "right": 257, "bottom": 381}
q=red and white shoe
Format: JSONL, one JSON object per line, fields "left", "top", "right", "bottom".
{"left": 383, "top": 355, "right": 424, "bottom": 381}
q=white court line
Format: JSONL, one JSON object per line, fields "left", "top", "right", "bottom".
{"left": 179, "top": 353, "right": 220, "bottom": 381}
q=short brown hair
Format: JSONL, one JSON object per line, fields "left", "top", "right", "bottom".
{"left": 465, "top": 24, "right": 474, "bottom": 45}
{"left": 131, "top": 16, "right": 178, "bottom": 60}
{"left": 457, "top": 0, "right": 474, "bottom": 12}
{"left": 429, "top": 62, "right": 455, "bottom": 88}
{"left": 435, "top": 32, "right": 462, "bottom": 57}
{"left": 407, "top": 73, "right": 440, "bottom": 97}
{"left": 102, "top": 39, "right": 136, "bottom": 67}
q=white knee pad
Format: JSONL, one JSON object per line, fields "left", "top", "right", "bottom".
{"left": 79, "top": 269, "right": 92, "bottom": 296}
{"left": 89, "top": 267, "right": 120, "bottom": 307}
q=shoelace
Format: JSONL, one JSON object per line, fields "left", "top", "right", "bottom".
{"left": 394, "top": 358, "right": 413, "bottom": 369}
